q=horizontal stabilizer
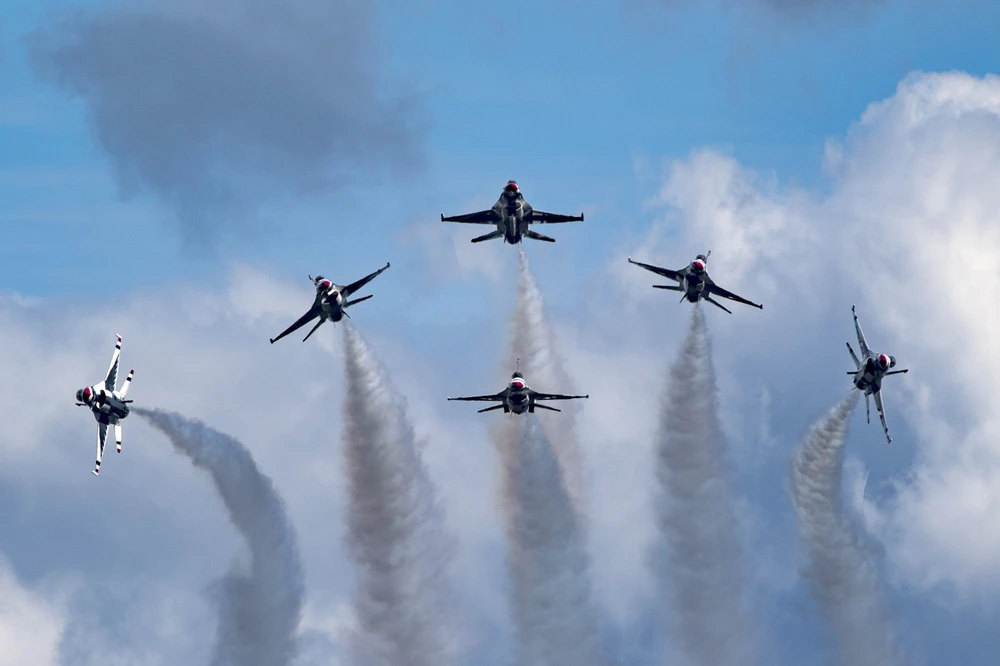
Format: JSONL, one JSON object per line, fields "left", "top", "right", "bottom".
{"left": 471, "top": 230, "right": 504, "bottom": 243}
{"left": 119, "top": 369, "right": 135, "bottom": 399}
{"left": 524, "top": 229, "right": 556, "bottom": 243}
{"left": 478, "top": 404, "right": 505, "bottom": 413}
{"left": 345, "top": 294, "right": 374, "bottom": 308}
{"left": 703, "top": 295, "right": 733, "bottom": 314}
{"left": 884, "top": 369, "right": 909, "bottom": 376}
{"left": 531, "top": 402, "right": 562, "bottom": 412}
{"left": 653, "top": 284, "right": 683, "bottom": 291}
{"left": 846, "top": 342, "right": 862, "bottom": 369}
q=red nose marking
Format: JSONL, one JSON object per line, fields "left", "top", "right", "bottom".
{"left": 319, "top": 280, "right": 332, "bottom": 290}
{"left": 83, "top": 387, "right": 92, "bottom": 398}
{"left": 693, "top": 260, "right": 705, "bottom": 271}
{"left": 879, "top": 354, "right": 890, "bottom": 368}
{"left": 512, "top": 380, "right": 525, "bottom": 389}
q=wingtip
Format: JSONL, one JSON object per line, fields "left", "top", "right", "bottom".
{"left": 269, "top": 339, "right": 276, "bottom": 344}
{"left": 440, "top": 213, "right": 445, "bottom": 221}
{"left": 580, "top": 212, "right": 585, "bottom": 221}
{"left": 385, "top": 261, "right": 391, "bottom": 268}
{"left": 116, "top": 334, "right": 122, "bottom": 342}
{"left": 92, "top": 469, "right": 99, "bottom": 476}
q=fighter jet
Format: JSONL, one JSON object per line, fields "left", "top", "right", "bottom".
{"left": 846, "top": 305, "right": 909, "bottom": 444}
{"left": 441, "top": 180, "right": 584, "bottom": 244}
{"left": 627, "top": 251, "right": 763, "bottom": 313}
{"left": 269, "top": 262, "right": 390, "bottom": 344}
{"left": 447, "top": 364, "right": 588, "bottom": 414}
{"left": 75, "top": 334, "right": 135, "bottom": 476}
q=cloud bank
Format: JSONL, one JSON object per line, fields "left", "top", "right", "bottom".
{"left": 30, "top": 0, "right": 422, "bottom": 239}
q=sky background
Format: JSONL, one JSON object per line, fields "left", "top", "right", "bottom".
{"left": 3, "top": 0, "right": 1000, "bottom": 664}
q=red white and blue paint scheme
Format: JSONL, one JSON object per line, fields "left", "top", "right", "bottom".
{"left": 627, "top": 250, "right": 763, "bottom": 313}
{"left": 447, "top": 362, "right": 588, "bottom": 414}
{"left": 846, "top": 305, "right": 909, "bottom": 444}
{"left": 75, "top": 334, "right": 134, "bottom": 476}
{"left": 441, "top": 180, "right": 584, "bottom": 244}
{"left": 269, "top": 262, "right": 390, "bottom": 344}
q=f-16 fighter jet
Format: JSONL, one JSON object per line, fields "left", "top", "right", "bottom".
{"left": 447, "top": 365, "right": 588, "bottom": 414}
{"left": 846, "top": 305, "right": 909, "bottom": 444}
{"left": 441, "top": 180, "right": 584, "bottom": 244}
{"left": 269, "top": 262, "right": 390, "bottom": 344}
{"left": 627, "top": 251, "right": 763, "bottom": 313}
{"left": 75, "top": 334, "right": 134, "bottom": 476}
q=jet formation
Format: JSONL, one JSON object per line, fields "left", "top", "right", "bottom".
{"left": 76, "top": 179, "right": 911, "bottom": 474}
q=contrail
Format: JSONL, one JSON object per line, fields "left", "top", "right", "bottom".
{"left": 494, "top": 415, "right": 609, "bottom": 666}
{"left": 510, "top": 245, "right": 586, "bottom": 511}
{"left": 341, "top": 324, "right": 457, "bottom": 666}
{"left": 133, "top": 407, "right": 304, "bottom": 666}
{"left": 790, "top": 394, "right": 903, "bottom": 666}
{"left": 651, "top": 306, "right": 756, "bottom": 665}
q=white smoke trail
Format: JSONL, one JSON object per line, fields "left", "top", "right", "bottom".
{"left": 133, "top": 407, "right": 304, "bottom": 666}
{"left": 790, "top": 394, "right": 903, "bottom": 666}
{"left": 510, "top": 246, "right": 586, "bottom": 511}
{"left": 341, "top": 324, "right": 457, "bottom": 666}
{"left": 494, "top": 415, "right": 609, "bottom": 666}
{"left": 651, "top": 306, "right": 756, "bottom": 666}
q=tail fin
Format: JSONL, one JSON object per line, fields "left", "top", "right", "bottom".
{"left": 345, "top": 294, "right": 374, "bottom": 309}
{"left": 846, "top": 342, "right": 862, "bottom": 369}
{"left": 471, "top": 230, "right": 504, "bottom": 243}
{"left": 115, "top": 423, "right": 122, "bottom": 454}
{"left": 119, "top": 370, "right": 135, "bottom": 399}
{"left": 524, "top": 229, "right": 556, "bottom": 243}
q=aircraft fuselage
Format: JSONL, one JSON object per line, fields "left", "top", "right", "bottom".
{"left": 682, "top": 271, "right": 709, "bottom": 302}
{"left": 853, "top": 357, "right": 886, "bottom": 395}
{"left": 83, "top": 386, "right": 130, "bottom": 425}
{"left": 319, "top": 288, "right": 346, "bottom": 322}
{"left": 491, "top": 192, "right": 529, "bottom": 244}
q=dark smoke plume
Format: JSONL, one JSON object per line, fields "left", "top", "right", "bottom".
{"left": 651, "top": 306, "right": 756, "bottom": 665}
{"left": 341, "top": 324, "right": 457, "bottom": 666}
{"left": 134, "top": 407, "right": 304, "bottom": 666}
{"left": 509, "top": 246, "right": 586, "bottom": 511}
{"left": 493, "top": 415, "right": 609, "bottom": 666}
{"left": 790, "top": 394, "right": 903, "bottom": 666}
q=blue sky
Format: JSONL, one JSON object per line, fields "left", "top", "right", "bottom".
{"left": 4, "top": 1, "right": 1000, "bottom": 664}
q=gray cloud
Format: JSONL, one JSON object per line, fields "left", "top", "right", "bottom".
{"left": 29, "top": 0, "right": 423, "bottom": 240}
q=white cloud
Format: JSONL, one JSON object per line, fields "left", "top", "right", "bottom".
{"left": 0, "top": 559, "right": 64, "bottom": 666}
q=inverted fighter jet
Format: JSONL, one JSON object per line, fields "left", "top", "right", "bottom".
{"left": 75, "top": 334, "right": 135, "bottom": 476}
{"left": 846, "top": 305, "right": 909, "bottom": 444}
{"left": 441, "top": 180, "right": 584, "bottom": 244}
{"left": 269, "top": 262, "right": 390, "bottom": 344}
{"left": 447, "top": 365, "right": 588, "bottom": 414}
{"left": 627, "top": 251, "right": 763, "bottom": 313}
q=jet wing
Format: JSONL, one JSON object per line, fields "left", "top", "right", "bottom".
{"left": 441, "top": 210, "right": 500, "bottom": 224}
{"left": 269, "top": 305, "right": 322, "bottom": 344}
{"left": 851, "top": 305, "right": 872, "bottom": 357}
{"left": 628, "top": 258, "right": 681, "bottom": 282}
{"left": 447, "top": 391, "right": 505, "bottom": 402}
{"left": 873, "top": 390, "right": 892, "bottom": 444}
{"left": 93, "top": 422, "right": 108, "bottom": 475}
{"left": 530, "top": 210, "right": 584, "bottom": 224}
{"left": 105, "top": 335, "right": 122, "bottom": 390}
{"left": 530, "top": 390, "right": 589, "bottom": 401}
{"left": 706, "top": 281, "right": 763, "bottom": 309}
{"left": 342, "top": 262, "right": 391, "bottom": 298}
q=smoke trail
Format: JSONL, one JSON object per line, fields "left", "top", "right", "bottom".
{"left": 790, "top": 394, "right": 903, "bottom": 666}
{"left": 341, "top": 324, "right": 456, "bottom": 666}
{"left": 510, "top": 245, "right": 586, "bottom": 511}
{"left": 652, "top": 306, "right": 756, "bottom": 665}
{"left": 494, "top": 415, "right": 609, "bottom": 666}
{"left": 133, "top": 407, "right": 304, "bottom": 666}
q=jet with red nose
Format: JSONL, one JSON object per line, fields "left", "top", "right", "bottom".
{"left": 846, "top": 305, "right": 909, "bottom": 444}
{"left": 627, "top": 250, "right": 763, "bottom": 313}
{"left": 447, "top": 365, "right": 588, "bottom": 414}
{"left": 75, "top": 334, "right": 135, "bottom": 475}
{"left": 441, "top": 180, "right": 585, "bottom": 244}
{"left": 269, "top": 262, "right": 391, "bottom": 344}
